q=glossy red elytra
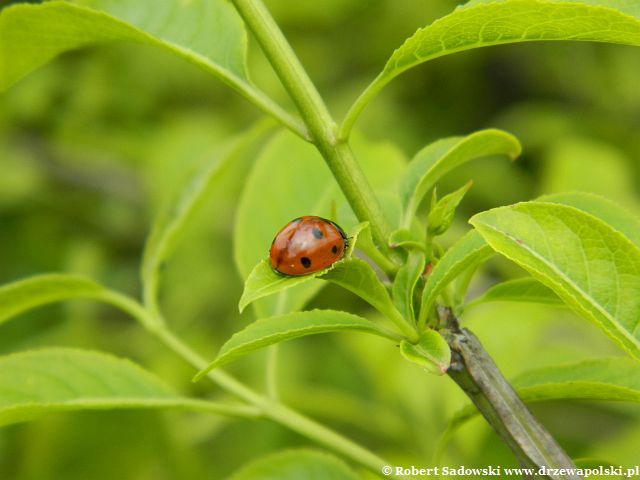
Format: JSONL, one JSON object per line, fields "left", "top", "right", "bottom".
{"left": 269, "top": 216, "right": 347, "bottom": 276}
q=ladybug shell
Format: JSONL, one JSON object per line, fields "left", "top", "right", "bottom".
{"left": 270, "top": 216, "right": 347, "bottom": 276}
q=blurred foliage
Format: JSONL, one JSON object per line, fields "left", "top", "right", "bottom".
{"left": 1, "top": 0, "right": 640, "bottom": 478}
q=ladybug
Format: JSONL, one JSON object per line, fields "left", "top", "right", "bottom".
{"left": 270, "top": 216, "right": 348, "bottom": 276}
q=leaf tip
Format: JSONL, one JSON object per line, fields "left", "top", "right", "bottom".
{"left": 506, "top": 138, "right": 523, "bottom": 161}
{"left": 192, "top": 367, "right": 211, "bottom": 383}
{"left": 194, "top": 357, "right": 226, "bottom": 381}
{"left": 467, "top": 214, "right": 480, "bottom": 229}
{"left": 437, "top": 362, "right": 450, "bottom": 375}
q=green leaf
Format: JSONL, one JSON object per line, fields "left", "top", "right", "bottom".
{"left": 427, "top": 180, "right": 473, "bottom": 236}
{"left": 0, "top": 1, "right": 301, "bottom": 133}
{"left": 444, "top": 357, "right": 640, "bottom": 444}
{"left": 321, "top": 257, "right": 401, "bottom": 322}
{"left": 0, "top": 348, "right": 255, "bottom": 427}
{"left": 471, "top": 202, "right": 640, "bottom": 360}
{"left": 399, "top": 130, "right": 520, "bottom": 226}
{"left": 1, "top": 0, "right": 247, "bottom": 89}
{"left": 238, "top": 259, "right": 318, "bottom": 314}
{"left": 194, "top": 310, "right": 399, "bottom": 379}
{"left": 399, "top": 330, "right": 451, "bottom": 375}
{"left": 227, "top": 449, "right": 360, "bottom": 480}
{"left": 466, "top": 277, "right": 563, "bottom": 309}
{"left": 142, "top": 123, "right": 273, "bottom": 313}
{"left": 418, "top": 230, "right": 493, "bottom": 327}
{"left": 238, "top": 223, "right": 368, "bottom": 313}
{"left": 538, "top": 192, "right": 640, "bottom": 247}
{"left": 512, "top": 357, "right": 640, "bottom": 403}
{"left": 0, "top": 274, "right": 163, "bottom": 331}
{"left": 0, "top": 274, "right": 104, "bottom": 326}
{"left": 392, "top": 251, "right": 426, "bottom": 323}
{"left": 346, "top": 0, "right": 640, "bottom": 132}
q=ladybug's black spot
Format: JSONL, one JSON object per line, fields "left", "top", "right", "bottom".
{"left": 331, "top": 245, "right": 338, "bottom": 254}
{"left": 312, "top": 228, "right": 323, "bottom": 239}
{"left": 301, "top": 257, "right": 312, "bottom": 268}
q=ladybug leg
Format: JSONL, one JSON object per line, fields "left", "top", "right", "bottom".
{"left": 271, "top": 265, "right": 287, "bottom": 277}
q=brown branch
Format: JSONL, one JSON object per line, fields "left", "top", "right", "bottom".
{"left": 441, "top": 308, "right": 581, "bottom": 480}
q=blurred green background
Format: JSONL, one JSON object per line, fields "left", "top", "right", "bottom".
{"left": 1, "top": 0, "right": 640, "bottom": 478}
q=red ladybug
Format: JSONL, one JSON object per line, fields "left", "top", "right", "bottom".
{"left": 270, "top": 216, "right": 347, "bottom": 276}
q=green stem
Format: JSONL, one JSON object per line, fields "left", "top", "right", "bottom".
{"left": 98, "top": 290, "right": 391, "bottom": 475}
{"left": 319, "top": 141, "right": 394, "bottom": 255}
{"left": 98, "top": 289, "right": 159, "bottom": 329}
{"left": 142, "top": 282, "right": 164, "bottom": 327}
{"left": 166, "top": 398, "right": 262, "bottom": 418}
{"left": 339, "top": 72, "right": 390, "bottom": 141}
{"left": 156, "top": 327, "right": 391, "bottom": 475}
{"left": 231, "top": 0, "right": 334, "bottom": 143}
{"left": 230, "top": 0, "right": 394, "bottom": 253}
{"left": 240, "top": 84, "right": 309, "bottom": 140}
{"left": 204, "top": 66, "right": 308, "bottom": 139}
{"left": 153, "top": 325, "right": 265, "bottom": 404}
{"left": 364, "top": 245, "right": 398, "bottom": 276}
{"left": 98, "top": 290, "right": 266, "bottom": 403}
{"left": 424, "top": 235, "right": 434, "bottom": 263}
{"left": 386, "top": 307, "right": 419, "bottom": 343}
{"left": 265, "top": 401, "right": 389, "bottom": 474}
